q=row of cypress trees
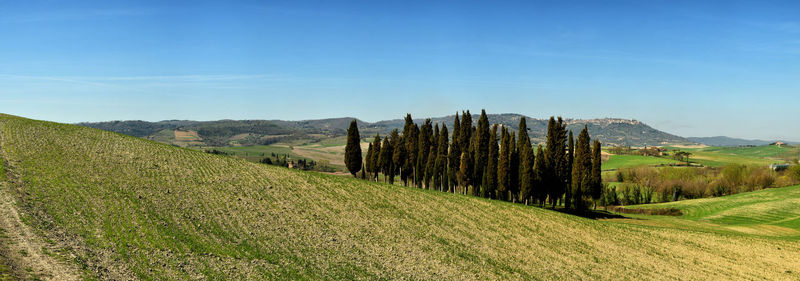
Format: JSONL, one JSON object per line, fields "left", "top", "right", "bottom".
{"left": 344, "top": 110, "right": 604, "bottom": 211}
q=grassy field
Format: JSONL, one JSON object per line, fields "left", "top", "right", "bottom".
{"left": 201, "top": 139, "right": 370, "bottom": 172}
{"left": 2, "top": 114, "right": 800, "bottom": 280}
{"left": 601, "top": 154, "right": 682, "bottom": 171}
{"left": 699, "top": 145, "right": 790, "bottom": 158}
{"left": 622, "top": 185, "right": 800, "bottom": 238}
{"left": 665, "top": 146, "right": 788, "bottom": 167}
{"left": 604, "top": 145, "right": 793, "bottom": 171}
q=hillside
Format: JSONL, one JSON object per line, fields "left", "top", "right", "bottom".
{"left": 624, "top": 185, "right": 800, "bottom": 237}
{"left": 687, "top": 136, "right": 791, "bottom": 147}
{"left": 372, "top": 114, "right": 691, "bottom": 146}
{"left": 2, "top": 114, "right": 798, "bottom": 280}
{"left": 79, "top": 114, "right": 693, "bottom": 147}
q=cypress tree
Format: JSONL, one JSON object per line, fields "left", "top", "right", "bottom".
{"left": 460, "top": 111, "right": 473, "bottom": 161}
{"left": 344, "top": 120, "right": 363, "bottom": 177}
{"left": 508, "top": 133, "right": 519, "bottom": 202}
{"left": 424, "top": 124, "right": 439, "bottom": 189}
{"left": 534, "top": 144, "right": 547, "bottom": 206}
{"left": 473, "top": 110, "right": 490, "bottom": 196}
{"left": 467, "top": 133, "right": 478, "bottom": 195}
{"left": 458, "top": 111, "right": 474, "bottom": 194}
{"left": 591, "top": 139, "right": 603, "bottom": 208}
{"left": 565, "top": 130, "right": 575, "bottom": 209}
{"left": 571, "top": 126, "right": 592, "bottom": 212}
{"left": 371, "top": 133, "right": 381, "bottom": 182}
{"left": 448, "top": 114, "right": 461, "bottom": 192}
{"left": 404, "top": 118, "right": 419, "bottom": 187}
{"left": 417, "top": 119, "right": 432, "bottom": 187}
{"left": 435, "top": 125, "right": 449, "bottom": 192}
{"left": 457, "top": 151, "right": 470, "bottom": 191}
{"left": 545, "top": 116, "right": 568, "bottom": 208}
{"left": 487, "top": 124, "right": 499, "bottom": 199}
{"left": 518, "top": 117, "right": 534, "bottom": 205}
{"left": 380, "top": 136, "right": 393, "bottom": 183}
{"left": 365, "top": 143, "right": 374, "bottom": 177}
{"left": 390, "top": 129, "right": 403, "bottom": 184}
{"left": 497, "top": 127, "right": 510, "bottom": 201}
{"left": 360, "top": 163, "right": 366, "bottom": 180}
{"left": 557, "top": 117, "right": 570, "bottom": 207}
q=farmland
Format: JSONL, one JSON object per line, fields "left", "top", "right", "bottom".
{"left": 620, "top": 184, "right": 800, "bottom": 238}
{"left": 601, "top": 154, "right": 682, "bottom": 171}
{"left": 600, "top": 144, "right": 795, "bottom": 177}
{"left": 665, "top": 145, "right": 790, "bottom": 167}
{"left": 1, "top": 114, "right": 800, "bottom": 280}
{"left": 200, "top": 137, "right": 369, "bottom": 172}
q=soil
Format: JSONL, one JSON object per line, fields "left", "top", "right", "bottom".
{"left": 0, "top": 183, "right": 81, "bottom": 281}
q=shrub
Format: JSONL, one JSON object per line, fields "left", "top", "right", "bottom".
{"left": 602, "top": 184, "right": 618, "bottom": 206}
{"left": 789, "top": 165, "right": 800, "bottom": 182}
{"left": 641, "top": 185, "right": 654, "bottom": 204}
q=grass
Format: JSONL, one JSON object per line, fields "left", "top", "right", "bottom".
{"left": 700, "top": 145, "right": 790, "bottom": 158}
{"left": 199, "top": 139, "right": 371, "bottom": 172}
{"left": 207, "top": 144, "right": 293, "bottom": 157}
{"left": 623, "top": 185, "right": 800, "bottom": 238}
{"left": 2, "top": 113, "right": 800, "bottom": 280}
{"left": 601, "top": 154, "right": 682, "bottom": 170}
{"left": 604, "top": 145, "right": 790, "bottom": 172}
{"left": 665, "top": 146, "right": 787, "bottom": 167}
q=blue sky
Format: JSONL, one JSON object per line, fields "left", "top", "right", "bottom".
{"left": 1, "top": 0, "right": 799, "bottom": 140}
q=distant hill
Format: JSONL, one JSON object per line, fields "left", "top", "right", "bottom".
{"left": 688, "top": 136, "right": 798, "bottom": 147}
{"left": 78, "top": 114, "right": 693, "bottom": 147}
{"left": 372, "top": 114, "right": 692, "bottom": 147}
{"left": 76, "top": 120, "right": 200, "bottom": 138}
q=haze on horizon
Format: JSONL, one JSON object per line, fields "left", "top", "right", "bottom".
{"left": 1, "top": 0, "right": 798, "bottom": 141}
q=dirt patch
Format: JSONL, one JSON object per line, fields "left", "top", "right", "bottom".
{"left": 174, "top": 130, "right": 201, "bottom": 141}
{"left": 671, "top": 144, "right": 708, "bottom": 149}
{"left": 607, "top": 206, "right": 683, "bottom": 216}
{"left": 0, "top": 183, "right": 81, "bottom": 280}
{"left": 292, "top": 147, "right": 345, "bottom": 166}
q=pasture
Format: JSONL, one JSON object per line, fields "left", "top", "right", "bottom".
{"left": 601, "top": 154, "right": 682, "bottom": 171}
{"left": 621, "top": 185, "right": 800, "bottom": 238}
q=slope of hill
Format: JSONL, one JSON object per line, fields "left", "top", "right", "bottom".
{"left": 2, "top": 114, "right": 799, "bottom": 280}
{"left": 625, "top": 184, "right": 800, "bottom": 237}
{"left": 76, "top": 120, "right": 200, "bottom": 138}
{"left": 80, "top": 114, "right": 693, "bottom": 148}
{"left": 688, "top": 136, "right": 776, "bottom": 147}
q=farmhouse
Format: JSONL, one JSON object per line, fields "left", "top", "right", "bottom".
{"left": 773, "top": 141, "right": 786, "bottom": 147}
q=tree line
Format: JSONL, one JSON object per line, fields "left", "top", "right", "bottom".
{"left": 345, "top": 110, "right": 603, "bottom": 212}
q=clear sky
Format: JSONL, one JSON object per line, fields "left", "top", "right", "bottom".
{"left": 1, "top": 0, "right": 798, "bottom": 140}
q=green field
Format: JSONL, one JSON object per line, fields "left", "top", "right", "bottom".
{"left": 700, "top": 145, "right": 790, "bottom": 158}
{"left": 199, "top": 136, "right": 369, "bottom": 172}
{"left": 624, "top": 185, "right": 800, "bottom": 238}
{"left": 604, "top": 145, "right": 794, "bottom": 172}
{"left": 203, "top": 144, "right": 294, "bottom": 159}
{"left": 601, "top": 154, "right": 682, "bottom": 170}
{"left": 665, "top": 146, "right": 788, "bottom": 167}
{"left": 2, "top": 114, "right": 800, "bottom": 280}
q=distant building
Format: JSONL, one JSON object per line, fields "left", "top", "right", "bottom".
{"left": 769, "top": 163, "right": 790, "bottom": 171}
{"left": 774, "top": 141, "right": 786, "bottom": 147}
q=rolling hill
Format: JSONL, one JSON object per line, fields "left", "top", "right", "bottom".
{"left": 79, "top": 114, "right": 694, "bottom": 148}
{"left": 687, "top": 136, "right": 798, "bottom": 147}
{"left": 623, "top": 184, "right": 800, "bottom": 237}
{"left": 2, "top": 114, "right": 799, "bottom": 280}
